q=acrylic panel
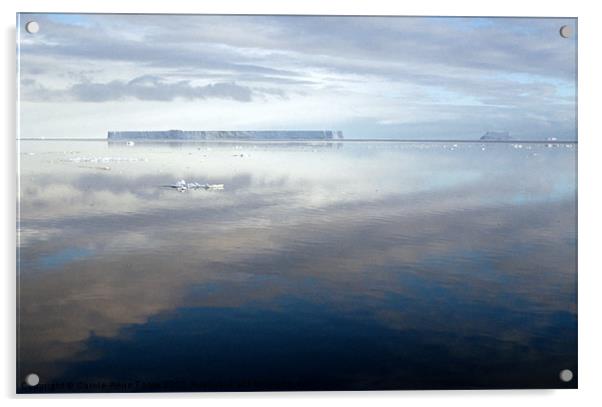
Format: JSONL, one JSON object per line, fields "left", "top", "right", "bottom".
{"left": 16, "top": 14, "right": 577, "bottom": 393}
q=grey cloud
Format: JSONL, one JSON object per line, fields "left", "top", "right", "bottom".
{"left": 76, "top": 76, "right": 253, "bottom": 102}
{"left": 19, "top": 15, "right": 304, "bottom": 81}
{"left": 26, "top": 75, "right": 256, "bottom": 102}
{"left": 22, "top": 15, "right": 574, "bottom": 84}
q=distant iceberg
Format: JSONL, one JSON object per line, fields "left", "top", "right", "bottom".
{"left": 108, "top": 130, "right": 344, "bottom": 141}
{"left": 480, "top": 131, "right": 512, "bottom": 141}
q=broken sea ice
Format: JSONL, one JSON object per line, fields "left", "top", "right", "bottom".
{"left": 168, "top": 180, "right": 224, "bottom": 192}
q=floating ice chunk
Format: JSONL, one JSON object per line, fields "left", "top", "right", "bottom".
{"left": 65, "top": 156, "right": 148, "bottom": 163}
{"left": 78, "top": 165, "right": 111, "bottom": 171}
{"left": 173, "top": 179, "right": 190, "bottom": 192}
{"left": 204, "top": 184, "right": 224, "bottom": 190}
{"left": 167, "top": 180, "right": 224, "bottom": 192}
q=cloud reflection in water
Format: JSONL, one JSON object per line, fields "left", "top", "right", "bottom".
{"left": 17, "top": 140, "right": 576, "bottom": 391}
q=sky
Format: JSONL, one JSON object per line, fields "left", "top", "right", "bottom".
{"left": 17, "top": 14, "right": 577, "bottom": 140}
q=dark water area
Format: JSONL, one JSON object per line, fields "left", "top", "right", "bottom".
{"left": 17, "top": 140, "right": 577, "bottom": 392}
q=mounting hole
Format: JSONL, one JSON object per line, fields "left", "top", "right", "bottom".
{"left": 559, "top": 369, "right": 573, "bottom": 382}
{"left": 559, "top": 25, "right": 572, "bottom": 38}
{"left": 25, "top": 21, "right": 40, "bottom": 34}
{"left": 25, "top": 373, "right": 39, "bottom": 387}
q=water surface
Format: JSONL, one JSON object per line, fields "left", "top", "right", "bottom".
{"left": 17, "top": 140, "right": 577, "bottom": 392}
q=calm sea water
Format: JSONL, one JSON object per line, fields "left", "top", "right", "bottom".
{"left": 17, "top": 140, "right": 577, "bottom": 392}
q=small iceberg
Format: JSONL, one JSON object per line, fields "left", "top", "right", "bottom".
{"left": 167, "top": 180, "right": 224, "bottom": 192}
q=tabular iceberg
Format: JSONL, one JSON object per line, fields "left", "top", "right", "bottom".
{"left": 108, "top": 130, "right": 344, "bottom": 141}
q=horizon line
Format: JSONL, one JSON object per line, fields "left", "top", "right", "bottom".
{"left": 18, "top": 137, "right": 578, "bottom": 144}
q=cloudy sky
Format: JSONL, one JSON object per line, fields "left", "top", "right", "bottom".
{"left": 17, "top": 14, "right": 576, "bottom": 140}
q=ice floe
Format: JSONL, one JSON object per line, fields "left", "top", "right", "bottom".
{"left": 167, "top": 180, "right": 225, "bottom": 192}
{"left": 65, "top": 156, "right": 148, "bottom": 163}
{"left": 77, "top": 165, "right": 111, "bottom": 171}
